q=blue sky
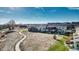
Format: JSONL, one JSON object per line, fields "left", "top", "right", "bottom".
{"left": 0, "top": 7, "right": 79, "bottom": 24}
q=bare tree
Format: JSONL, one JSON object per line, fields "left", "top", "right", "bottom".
{"left": 7, "top": 20, "right": 15, "bottom": 30}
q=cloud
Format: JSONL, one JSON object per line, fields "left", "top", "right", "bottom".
{"left": 35, "top": 7, "right": 57, "bottom": 13}
{"left": 0, "top": 18, "right": 11, "bottom": 24}
{"left": 0, "top": 10, "right": 5, "bottom": 12}
{"left": 6, "top": 11, "right": 12, "bottom": 13}
{"left": 35, "top": 7, "right": 45, "bottom": 12}
{"left": 50, "top": 10, "right": 57, "bottom": 13}
{"left": 0, "top": 9, "right": 12, "bottom": 14}
{"left": 35, "top": 7, "right": 43, "bottom": 10}
{"left": 35, "top": 7, "right": 40, "bottom": 9}
{"left": 9, "top": 7, "right": 17, "bottom": 10}
{"left": 9, "top": 7, "right": 20, "bottom": 10}
{"left": 68, "top": 7, "right": 79, "bottom": 10}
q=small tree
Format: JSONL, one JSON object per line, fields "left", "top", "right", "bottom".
{"left": 7, "top": 20, "right": 15, "bottom": 30}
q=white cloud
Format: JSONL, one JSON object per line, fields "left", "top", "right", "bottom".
{"left": 0, "top": 9, "right": 12, "bottom": 14}
{"left": 68, "top": 7, "right": 79, "bottom": 10}
{"left": 35, "top": 7, "right": 40, "bottom": 9}
{"left": 35, "top": 7, "right": 57, "bottom": 13}
{"left": 6, "top": 11, "right": 12, "bottom": 13}
{"left": 9, "top": 7, "right": 20, "bottom": 11}
{"left": 0, "top": 18, "right": 11, "bottom": 24}
{"left": 48, "top": 9, "right": 57, "bottom": 13}
{"left": 0, "top": 10, "right": 5, "bottom": 12}
{"left": 9, "top": 7, "right": 17, "bottom": 10}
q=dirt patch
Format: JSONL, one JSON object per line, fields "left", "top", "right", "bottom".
{"left": 20, "top": 32, "right": 56, "bottom": 51}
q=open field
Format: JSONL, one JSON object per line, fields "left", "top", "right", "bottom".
{"left": 20, "top": 30, "right": 64, "bottom": 51}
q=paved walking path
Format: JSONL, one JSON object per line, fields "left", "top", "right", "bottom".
{"left": 15, "top": 32, "right": 26, "bottom": 51}
{"left": 2, "top": 31, "right": 22, "bottom": 51}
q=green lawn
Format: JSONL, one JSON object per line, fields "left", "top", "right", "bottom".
{"left": 48, "top": 35, "right": 70, "bottom": 51}
{"left": 20, "top": 28, "right": 28, "bottom": 32}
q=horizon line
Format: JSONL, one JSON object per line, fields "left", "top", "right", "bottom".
{"left": 0, "top": 21, "right": 79, "bottom": 25}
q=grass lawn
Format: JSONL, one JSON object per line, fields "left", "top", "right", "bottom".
{"left": 20, "top": 28, "right": 28, "bottom": 32}
{"left": 48, "top": 35, "right": 70, "bottom": 51}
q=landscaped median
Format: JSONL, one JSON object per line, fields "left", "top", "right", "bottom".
{"left": 48, "top": 35, "right": 70, "bottom": 51}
